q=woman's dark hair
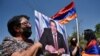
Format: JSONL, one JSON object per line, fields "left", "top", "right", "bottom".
{"left": 84, "top": 29, "right": 96, "bottom": 41}
{"left": 7, "top": 15, "right": 29, "bottom": 37}
{"left": 70, "top": 37, "right": 77, "bottom": 46}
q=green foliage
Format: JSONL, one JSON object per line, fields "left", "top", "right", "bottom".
{"left": 95, "top": 23, "right": 100, "bottom": 33}
{"left": 95, "top": 32, "right": 100, "bottom": 38}
{"left": 95, "top": 23, "right": 100, "bottom": 38}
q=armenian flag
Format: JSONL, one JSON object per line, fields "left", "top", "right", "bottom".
{"left": 51, "top": 1, "right": 77, "bottom": 24}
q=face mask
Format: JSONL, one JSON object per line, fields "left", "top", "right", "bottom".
{"left": 21, "top": 27, "right": 32, "bottom": 38}
{"left": 71, "top": 40, "right": 77, "bottom": 46}
{"left": 71, "top": 38, "right": 77, "bottom": 46}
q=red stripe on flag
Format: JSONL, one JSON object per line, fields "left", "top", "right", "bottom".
{"left": 51, "top": 1, "right": 74, "bottom": 19}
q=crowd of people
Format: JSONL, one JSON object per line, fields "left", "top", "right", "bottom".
{"left": 0, "top": 15, "right": 100, "bottom": 56}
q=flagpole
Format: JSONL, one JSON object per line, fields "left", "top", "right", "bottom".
{"left": 64, "top": 25, "right": 70, "bottom": 54}
{"left": 71, "top": 0, "right": 79, "bottom": 45}
{"left": 75, "top": 18, "right": 79, "bottom": 45}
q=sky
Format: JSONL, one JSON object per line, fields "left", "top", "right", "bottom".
{"left": 0, "top": 0, "right": 100, "bottom": 43}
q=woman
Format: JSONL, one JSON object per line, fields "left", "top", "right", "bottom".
{"left": 82, "top": 29, "right": 100, "bottom": 56}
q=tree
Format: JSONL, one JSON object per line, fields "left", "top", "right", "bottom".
{"left": 95, "top": 23, "right": 100, "bottom": 32}
{"left": 95, "top": 23, "right": 100, "bottom": 38}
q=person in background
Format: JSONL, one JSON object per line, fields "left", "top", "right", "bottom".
{"left": 97, "top": 39, "right": 100, "bottom": 48}
{"left": 69, "top": 37, "right": 82, "bottom": 56}
{"left": 1, "top": 15, "right": 42, "bottom": 56}
{"left": 82, "top": 29, "right": 100, "bottom": 56}
{"left": 40, "top": 20, "right": 67, "bottom": 56}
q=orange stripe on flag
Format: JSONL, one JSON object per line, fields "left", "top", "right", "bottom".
{"left": 58, "top": 13, "right": 77, "bottom": 24}
{"left": 67, "top": 13, "right": 77, "bottom": 21}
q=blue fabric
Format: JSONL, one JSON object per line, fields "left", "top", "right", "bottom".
{"left": 85, "top": 42, "right": 100, "bottom": 55}
{"left": 54, "top": 8, "right": 76, "bottom": 20}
